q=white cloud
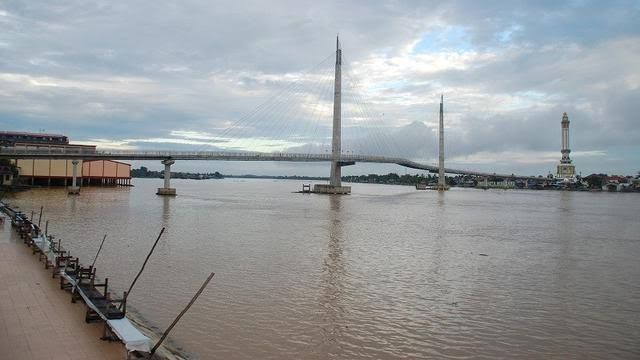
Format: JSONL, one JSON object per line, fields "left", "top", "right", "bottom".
{"left": 71, "top": 139, "right": 136, "bottom": 150}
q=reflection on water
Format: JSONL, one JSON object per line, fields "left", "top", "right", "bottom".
{"left": 437, "top": 190, "right": 445, "bottom": 207}
{"left": 162, "top": 196, "right": 171, "bottom": 224}
{"left": 5, "top": 180, "right": 640, "bottom": 359}
{"left": 319, "top": 195, "right": 345, "bottom": 353}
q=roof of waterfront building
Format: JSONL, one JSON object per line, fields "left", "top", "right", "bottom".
{"left": 13, "top": 141, "right": 96, "bottom": 149}
{"left": 606, "top": 175, "right": 628, "bottom": 183}
{"left": 0, "top": 130, "right": 67, "bottom": 138}
{"left": 1, "top": 131, "right": 70, "bottom": 145}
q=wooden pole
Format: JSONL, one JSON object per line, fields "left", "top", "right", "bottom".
{"left": 149, "top": 272, "right": 215, "bottom": 359}
{"left": 38, "top": 206, "right": 43, "bottom": 227}
{"left": 90, "top": 234, "right": 108, "bottom": 269}
{"left": 45, "top": 220, "right": 48, "bottom": 236}
{"left": 120, "top": 227, "right": 165, "bottom": 309}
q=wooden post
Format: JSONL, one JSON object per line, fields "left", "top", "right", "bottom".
{"left": 38, "top": 206, "right": 43, "bottom": 227}
{"left": 148, "top": 272, "right": 215, "bottom": 359}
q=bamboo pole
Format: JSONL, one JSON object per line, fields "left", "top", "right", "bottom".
{"left": 90, "top": 234, "right": 108, "bottom": 269}
{"left": 149, "top": 272, "right": 215, "bottom": 359}
{"left": 37, "top": 206, "right": 43, "bottom": 227}
{"left": 120, "top": 227, "right": 165, "bottom": 309}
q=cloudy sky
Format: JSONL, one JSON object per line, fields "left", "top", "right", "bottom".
{"left": 1, "top": 0, "right": 638, "bottom": 176}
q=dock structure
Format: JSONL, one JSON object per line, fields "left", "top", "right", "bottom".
{"left": 0, "top": 214, "right": 125, "bottom": 359}
{"left": 0, "top": 202, "right": 151, "bottom": 358}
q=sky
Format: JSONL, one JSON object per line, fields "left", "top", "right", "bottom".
{"left": 1, "top": 0, "right": 639, "bottom": 176}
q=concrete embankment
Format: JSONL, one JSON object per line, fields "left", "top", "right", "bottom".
{"left": 0, "top": 223, "right": 125, "bottom": 359}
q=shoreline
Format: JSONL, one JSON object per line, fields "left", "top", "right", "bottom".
{"left": 0, "top": 223, "right": 126, "bottom": 359}
{"left": 0, "top": 202, "right": 191, "bottom": 360}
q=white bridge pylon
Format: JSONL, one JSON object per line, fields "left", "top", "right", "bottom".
{"left": 0, "top": 39, "right": 540, "bottom": 194}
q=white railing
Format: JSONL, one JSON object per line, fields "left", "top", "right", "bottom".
{"left": 0, "top": 146, "right": 428, "bottom": 167}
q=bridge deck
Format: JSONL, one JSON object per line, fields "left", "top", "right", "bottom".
{"left": 0, "top": 148, "right": 540, "bottom": 180}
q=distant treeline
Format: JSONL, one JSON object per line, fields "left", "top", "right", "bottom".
{"left": 342, "top": 173, "right": 451, "bottom": 186}
{"left": 131, "top": 167, "right": 451, "bottom": 185}
{"left": 226, "top": 174, "right": 328, "bottom": 180}
{"left": 131, "top": 166, "right": 224, "bottom": 180}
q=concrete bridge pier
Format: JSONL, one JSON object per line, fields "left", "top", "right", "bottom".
{"left": 157, "top": 159, "right": 177, "bottom": 196}
{"left": 68, "top": 160, "right": 80, "bottom": 195}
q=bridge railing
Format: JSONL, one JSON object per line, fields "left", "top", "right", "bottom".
{"left": 0, "top": 146, "right": 539, "bottom": 180}
{"left": 1, "top": 147, "right": 387, "bottom": 162}
{"left": 1, "top": 146, "right": 432, "bottom": 165}
{"left": 0, "top": 147, "right": 341, "bottom": 159}
{"left": 0, "top": 146, "right": 98, "bottom": 155}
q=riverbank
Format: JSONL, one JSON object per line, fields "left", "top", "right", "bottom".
{"left": 4, "top": 180, "right": 639, "bottom": 358}
{"left": 0, "top": 222, "right": 125, "bottom": 359}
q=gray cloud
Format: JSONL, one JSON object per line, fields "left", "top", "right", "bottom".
{"left": 0, "top": 0, "right": 638, "bottom": 175}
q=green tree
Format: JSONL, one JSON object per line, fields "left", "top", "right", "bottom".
{"left": 0, "top": 159, "right": 18, "bottom": 175}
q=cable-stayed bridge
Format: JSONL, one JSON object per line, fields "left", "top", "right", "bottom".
{"left": 0, "top": 148, "right": 537, "bottom": 179}
{"left": 1, "top": 37, "right": 538, "bottom": 194}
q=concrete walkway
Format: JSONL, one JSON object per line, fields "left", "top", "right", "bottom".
{"left": 0, "top": 221, "right": 125, "bottom": 360}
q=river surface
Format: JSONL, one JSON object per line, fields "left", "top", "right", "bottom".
{"left": 4, "top": 179, "right": 640, "bottom": 359}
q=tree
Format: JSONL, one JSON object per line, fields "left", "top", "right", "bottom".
{"left": 0, "top": 159, "right": 18, "bottom": 176}
{"left": 585, "top": 174, "right": 605, "bottom": 189}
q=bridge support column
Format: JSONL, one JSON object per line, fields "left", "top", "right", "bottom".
{"left": 157, "top": 159, "right": 176, "bottom": 196}
{"left": 68, "top": 160, "right": 80, "bottom": 195}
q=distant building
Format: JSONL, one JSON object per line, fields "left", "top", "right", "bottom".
{"left": 477, "top": 176, "right": 516, "bottom": 189}
{"left": 556, "top": 112, "right": 577, "bottom": 181}
{"left": 81, "top": 159, "right": 131, "bottom": 186}
{"left": 604, "top": 175, "right": 629, "bottom": 192}
{"left": 3, "top": 131, "right": 131, "bottom": 186}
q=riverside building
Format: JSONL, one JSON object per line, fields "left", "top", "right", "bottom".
{"left": 2, "top": 131, "right": 131, "bottom": 186}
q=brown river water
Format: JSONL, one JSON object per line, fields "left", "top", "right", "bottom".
{"left": 3, "top": 179, "right": 640, "bottom": 359}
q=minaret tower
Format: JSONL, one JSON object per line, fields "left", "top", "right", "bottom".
{"left": 556, "top": 112, "right": 576, "bottom": 180}
{"left": 436, "top": 94, "right": 449, "bottom": 191}
{"left": 561, "top": 112, "right": 571, "bottom": 163}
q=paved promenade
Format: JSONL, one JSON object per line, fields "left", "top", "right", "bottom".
{"left": 0, "top": 222, "right": 125, "bottom": 360}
